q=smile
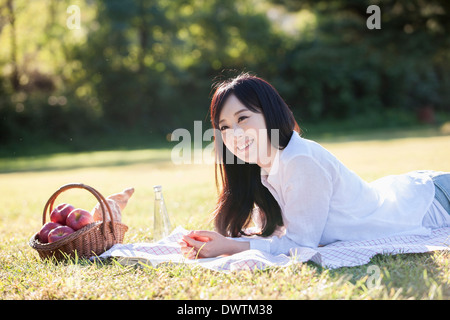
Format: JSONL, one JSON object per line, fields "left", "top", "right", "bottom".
{"left": 237, "top": 138, "right": 254, "bottom": 151}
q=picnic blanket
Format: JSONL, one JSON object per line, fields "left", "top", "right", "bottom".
{"left": 94, "top": 226, "right": 450, "bottom": 271}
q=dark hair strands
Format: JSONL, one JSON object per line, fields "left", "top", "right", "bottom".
{"left": 210, "top": 72, "right": 300, "bottom": 237}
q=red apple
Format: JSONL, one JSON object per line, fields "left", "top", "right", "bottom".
{"left": 50, "top": 203, "right": 75, "bottom": 225}
{"left": 48, "top": 226, "right": 75, "bottom": 243}
{"left": 66, "top": 208, "right": 94, "bottom": 231}
{"left": 38, "top": 222, "right": 62, "bottom": 243}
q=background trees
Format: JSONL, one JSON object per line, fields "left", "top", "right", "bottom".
{"left": 0, "top": 0, "right": 449, "bottom": 152}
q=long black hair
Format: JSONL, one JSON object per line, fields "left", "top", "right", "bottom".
{"left": 210, "top": 73, "right": 300, "bottom": 237}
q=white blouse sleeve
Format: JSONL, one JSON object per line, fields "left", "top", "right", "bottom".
{"left": 246, "top": 155, "right": 333, "bottom": 255}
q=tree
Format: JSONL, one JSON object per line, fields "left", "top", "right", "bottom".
{"left": 269, "top": 0, "right": 450, "bottom": 122}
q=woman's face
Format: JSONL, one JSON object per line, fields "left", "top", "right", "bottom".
{"left": 218, "top": 94, "right": 276, "bottom": 168}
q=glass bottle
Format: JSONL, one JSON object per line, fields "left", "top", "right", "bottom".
{"left": 153, "top": 185, "right": 172, "bottom": 241}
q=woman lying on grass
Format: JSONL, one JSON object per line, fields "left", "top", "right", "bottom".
{"left": 179, "top": 73, "right": 450, "bottom": 259}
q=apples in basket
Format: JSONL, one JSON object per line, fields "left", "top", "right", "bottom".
{"left": 29, "top": 183, "right": 133, "bottom": 261}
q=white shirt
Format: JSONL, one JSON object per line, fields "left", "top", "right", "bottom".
{"left": 244, "top": 131, "right": 437, "bottom": 255}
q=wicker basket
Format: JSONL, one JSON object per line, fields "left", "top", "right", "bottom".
{"left": 29, "top": 183, "right": 128, "bottom": 261}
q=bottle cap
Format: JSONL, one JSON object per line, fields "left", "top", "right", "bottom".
{"left": 153, "top": 185, "right": 162, "bottom": 192}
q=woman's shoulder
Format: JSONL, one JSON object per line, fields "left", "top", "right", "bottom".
{"left": 277, "top": 133, "right": 338, "bottom": 180}
{"left": 281, "top": 132, "right": 329, "bottom": 163}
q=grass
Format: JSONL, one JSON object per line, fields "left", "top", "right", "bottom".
{"left": 0, "top": 126, "right": 449, "bottom": 300}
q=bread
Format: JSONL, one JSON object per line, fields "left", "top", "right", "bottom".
{"left": 91, "top": 187, "right": 135, "bottom": 222}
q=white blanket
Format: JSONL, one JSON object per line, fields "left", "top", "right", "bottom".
{"left": 95, "top": 226, "right": 450, "bottom": 271}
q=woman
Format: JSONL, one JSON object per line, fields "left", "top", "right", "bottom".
{"left": 179, "top": 73, "right": 450, "bottom": 258}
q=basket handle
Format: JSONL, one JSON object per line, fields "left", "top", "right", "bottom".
{"left": 42, "top": 183, "right": 117, "bottom": 240}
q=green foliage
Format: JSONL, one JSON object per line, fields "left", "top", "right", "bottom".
{"left": 0, "top": 0, "right": 449, "bottom": 150}
{"left": 271, "top": 0, "right": 450, "bottom": 122}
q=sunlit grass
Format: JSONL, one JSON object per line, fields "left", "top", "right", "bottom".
{"left": 0, "top": 127, "right": 449, "bottom": 300}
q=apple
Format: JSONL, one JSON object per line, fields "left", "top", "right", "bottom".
{"left": 48, "top": 226, "right": 75, "bottom": 243}
{"left": 66, "top": 208, "right": 94, "bottom": 231}
{"left": 38, "top": 222, "right": 62, "bottom": 243}
{"left": 50, "top": 203, "right": 75, "bottom": 225}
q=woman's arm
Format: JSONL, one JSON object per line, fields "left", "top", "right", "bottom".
{"left": 180, "top": 156, "right": 333, "bottom": 258}
{"left": 179, "top": 230, "right": 250, "bottom": 259}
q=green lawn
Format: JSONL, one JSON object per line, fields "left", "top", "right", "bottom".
{"left": 0, "top": 127, "right": 449, "bottom": 300}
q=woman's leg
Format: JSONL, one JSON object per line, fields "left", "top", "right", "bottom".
{"left": 432, "top": 173, "right": 450, "bottom": 215}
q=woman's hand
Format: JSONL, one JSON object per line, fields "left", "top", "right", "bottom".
{"left": 178, "top": 230, "right": 249, "bottom": 259}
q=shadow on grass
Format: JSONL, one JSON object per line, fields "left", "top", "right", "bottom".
{"left": 0, "top": 149, "right": 174, "bottom": 174}
{"left": 301, "top": 124, "right": 450, "bottom": 144}
{"left": 323, "top": 251, "right": 448, "bottom": 299}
